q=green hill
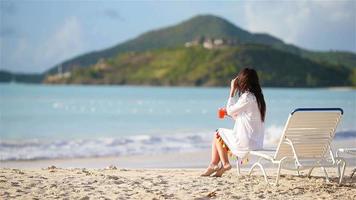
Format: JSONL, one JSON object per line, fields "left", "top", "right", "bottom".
{"left": 2, "top": 14, "right": 355, "bottom": 87}
{"left": 0, "top": 70, "right": 44, "bottom": 83}
{"left": 45, "top": 44, "right": 352, "bottom": 87}
{"left": 302, "top": 50, "right": 356, "bottom": 69}
{"left": 44, "top": 14, "right": 356, "bottom": 76}
{"left": 45, "top": 15, "right": 284, "bottom": 74}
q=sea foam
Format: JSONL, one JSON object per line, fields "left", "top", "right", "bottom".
{"left": 1, "top": 128, "right": 354, "bottom": 161}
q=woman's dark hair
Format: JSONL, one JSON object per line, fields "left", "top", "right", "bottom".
{"left": 237, "top": 68, "right": 266, "bottom": 122}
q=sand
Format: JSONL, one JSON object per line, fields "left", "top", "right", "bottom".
{"left": 1, "top": 166, "right": 355, "bottom": 200}
{"left": 1, "top": 139, "right": 355, "bottom": 199}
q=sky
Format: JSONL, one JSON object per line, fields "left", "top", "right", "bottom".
{"left": 0, "top": 0, "right": 355, "bottom": 73}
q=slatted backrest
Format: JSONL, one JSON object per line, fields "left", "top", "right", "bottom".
{"left": 274, "top": 108, "right": 343, "bottom": 160}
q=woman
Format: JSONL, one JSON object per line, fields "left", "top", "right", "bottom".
{"left": 201, "top": 68, "right": 266, "bottom": 177}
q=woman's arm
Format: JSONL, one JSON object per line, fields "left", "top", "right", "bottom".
{"left": 226, "top": 94, "right": 249, "bottom": 117}
{"left": 226, "top": 78, "right": 249, "bottom": 116}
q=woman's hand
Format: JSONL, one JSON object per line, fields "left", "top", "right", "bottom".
{"left": 230, "top": 78, "right": 236, "bottom": 89}
{"left": 229, "top": 77, "right": 238, "bottom": 97}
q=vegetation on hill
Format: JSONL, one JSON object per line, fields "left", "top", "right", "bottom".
{"left": 0, "top": 70, "right": 44, "bottom": 83}
{"left": 2, "top": 14, "right": 355, "bottom": 87}
{"left": 301, "top": 50, "right": 356, "bottom": 70}
{"left": 44, "top": 45, "right": 352, "bottom": 87}
{"left": 44, "top": 14, "right": 356, "bottom": 76}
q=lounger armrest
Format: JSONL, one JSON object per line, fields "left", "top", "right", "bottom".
{"left": 250, "top": 149, "right": 276, "bottom": 161}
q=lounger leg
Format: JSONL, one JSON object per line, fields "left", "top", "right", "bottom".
{"left": 339, "top": 159, "right": 346, "bottom": 185}
{"left": 248, "top": 162, "right": 258, "bottom": 176}
{"left": 350, "top": 168, "right": 356, "bottom": 179}
{"left": 307, "top": 167, "right": 314, "bottom": 178}
{"left": 236, "top": 159, "right": 240, "bottom": 176}
{"left": 335, "top": 151, "right": 341, "bottom": 178}
{"left": 248, "top": 161, "right": 269, "bottom": 184}
{"left": 248, "top": 158, "right": 261, "bottom": 176}
{"left": 275, "top": 162, "right": 282, "bottom": 186}
{"left": 334, "top": 157, "right": 347, "bottom": 185}
{"left": 296, "top": 167, "right": 300, "bottom": 176}
{"left": 321, "top": 167, "right": 330, "bottom": 183}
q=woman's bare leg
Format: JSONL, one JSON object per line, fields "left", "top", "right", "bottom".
{"left": 215, "top": 137, "right": 230, "bottom": 166}
{"left": 211, "top": 136, "right": 220, "bottom": 165}
{"left": 201, "top": 135, "right": 221, "bottom": 176}
{"left": 213, "top": 137, "right": 232, "bottom": 177}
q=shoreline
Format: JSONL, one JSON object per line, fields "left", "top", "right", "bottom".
{"left": 1, "top": 135, "right": 355, "bottom": 163}
{"left": 2, "top": 152, "right": 355, "bottom": 170}
{"left": 1, "top": 82, "right": 356, "bottom": 90}
{"left": 0, "top": 150, "right": 212, "bottom": 169}
{"left": 2, "top": 139, "right": 355, "bottom": 169}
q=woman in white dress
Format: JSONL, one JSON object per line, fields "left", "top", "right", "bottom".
{"left": 201, "top": 68, "right": 266, "bottom": 177}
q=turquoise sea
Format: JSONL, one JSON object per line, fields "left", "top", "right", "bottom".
{"left": 0, "top": 83, "right": 355, "bottom": 160}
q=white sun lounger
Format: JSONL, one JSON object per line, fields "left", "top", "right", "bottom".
{"left": 336, "top": 148, "right": 356, "bottom": 179}
{"left": 240, "top": 108, "right": 346, "bottom": 185}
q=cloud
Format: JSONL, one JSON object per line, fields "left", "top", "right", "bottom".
{"left": 34, "top": 16, "right": 86, "bottom": 69}
{"left": 1, "top": 16, "right": 86, "bottom": 72}
{"left": 244, "top": 1, "right": 309, "bottom": 44}
{"left": 0, "top": 26, "right": 20, "bottom": 38}
{"left": 314, "top": 1, "right": 353, "bottom": 22}
{"left": 244, "top": 1, "right": 315, "bottom": 43}
{"left": 0, "top": 37, "right": 30, "bottom": 72}
{"left": 0, "top": 1, "right": 20, "bottom": 39}
{"left": 0, "top": 1, "right": 17, "bottom": 15}
{"left": 102, "top": 9, "right": 124, "bottom": 21}
{"left": 243, "top": 0, "right": 355, "bottom": 52}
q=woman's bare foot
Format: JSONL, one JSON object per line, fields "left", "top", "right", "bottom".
{"left": 213, "top": 163, "right": 232, "bottom": 177}
{"left": 200, "top": 164, "right": 220, "bottom": 176}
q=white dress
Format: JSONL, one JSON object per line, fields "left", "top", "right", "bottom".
{"left": 217, "top": 91, "right": 265, "bottom": 157}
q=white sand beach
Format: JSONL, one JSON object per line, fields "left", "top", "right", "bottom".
{"left": 1, "top": 166, "right": 355, "bottom": 199}
{"left": 1, "top": 140, "right": 355, "bottom": 199}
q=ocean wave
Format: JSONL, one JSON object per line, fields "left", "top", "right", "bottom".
{"left": 264, "top": 126, "right": 356, "bottom": 145}
{"left": 1, "top": 129, "right": 355, "bottom": 161}
{"left": 334, "top": 130, "right": 356, "bottom": 139}
{"left": 0, "top": 133, "right": 212, "bottom": 161}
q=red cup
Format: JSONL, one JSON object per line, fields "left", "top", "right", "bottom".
{"left": 218, "top": 108, "right": 227, "bottom": 119}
